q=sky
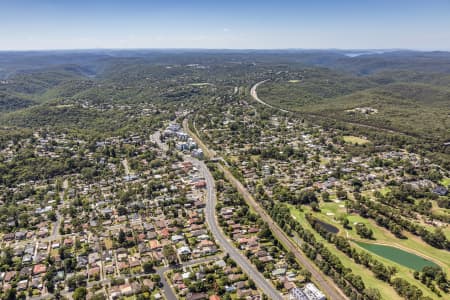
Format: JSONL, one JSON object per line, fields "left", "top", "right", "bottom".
{"left": 1, "top": 0, "right": 450, "bottom": 51}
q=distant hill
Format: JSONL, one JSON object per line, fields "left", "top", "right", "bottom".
{"left": 1, "top": 49, "right": 449, "bottom": 140}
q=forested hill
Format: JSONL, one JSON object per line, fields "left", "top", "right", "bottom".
{"left": 0, "top": 50, "right": 449, "bottom": 166}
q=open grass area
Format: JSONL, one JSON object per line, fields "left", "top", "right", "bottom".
{"left": 378, "top": 187, "right": 391, "bottom": 196}
{"left": 361, "top": 188, "right": 390, "bottom": 198}
{"left": 288, "top": 204, "right": 442, "bottom": 299}
{"left": 342, "top": 135, "right": 370, "bottom": 145}
{"left": 440, "top": 177, "right": 450, "bottom": 187}
{"left": 431, "top": 201, "right": 450, "bottom": 218}
{"left": 319, "top": 156, "right": 329, "bottom": 166}
{"left": 250, "top": 155, "right": 260, "bottom": 162}
{"left": 104, "top": 238, "right": 113, "bottom": 250}
{"left": 227, "top": 155, "right": 239, "bottom": 163}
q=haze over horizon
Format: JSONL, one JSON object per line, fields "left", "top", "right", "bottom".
{"left": 1, "top": 0, "right": 450, "bottom": 51}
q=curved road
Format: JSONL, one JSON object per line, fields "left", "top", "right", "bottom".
{"left": 183, "top": 118, "right": 347, "bottom": 300}
{"left": 250, "top": 80, "right": 289, "bottom": 113}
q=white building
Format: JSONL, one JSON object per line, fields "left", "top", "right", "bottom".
{"left": 303, "top": 283, "right": 326, "bottom": 300}
{"left": 192, "top": 148, "right": 203, "bottom": 159}
{"left": 290, "top": 287, "right": 309, "bottom": 300}
{"left": 177, "top": 246, "right": 191, "bottom": 255}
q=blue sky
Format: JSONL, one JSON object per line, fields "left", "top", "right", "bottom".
{"left": 1, "top": 0, "right": 449, "bottom": 50}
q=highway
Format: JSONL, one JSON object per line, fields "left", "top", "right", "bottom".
{"left": 250, "top": 80, "right": 289, "bottom": 113}
{"left": 183, "top": 118, "right": 348, "bottom": 300}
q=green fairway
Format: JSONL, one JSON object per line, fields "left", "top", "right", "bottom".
{"left": 354, "top": 241, "right": 439, "bottom": 271}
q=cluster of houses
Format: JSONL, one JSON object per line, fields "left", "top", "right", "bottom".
{"left": 77, "top": 100, "right": 164, "bottom": 117}
{"left": 202, "top": 107, "right": 449, "bottom": 229}
{"left": 217, "top": 182, "right": 312, "bottom": 296}
{"left": 170, "top": 259, "right": 262, "bottom": 300}
{"left": 0, "top": 125, "right": 219, "bottom": 299}
{"left": 1, "top": 99, "right": 448, "bottom": 300}
{"left": 202, "top": 104, "right": 448, "bottom": 201}
{"left": 195, "top": 100, "right": 450, "bottom": 298}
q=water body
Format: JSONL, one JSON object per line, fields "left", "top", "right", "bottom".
{"left": 345, "top": 51, "right": 386, "bottom": 57}
{"left": 316, "top": 219, "right": 339, "bottom": 234}
{"left": 354, "top": 241, "right": 439, "bottom": 271}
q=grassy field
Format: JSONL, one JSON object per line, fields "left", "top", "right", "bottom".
{"left": 440, "top": 177, "right": 450, "bottom": 187}
{"left": 288, "top": 203, "right": 446, "bottom": 300}
{"left": 431, "top": 201, "right": 450, "bottom": 220}
{"left": 104, "top": 238, "right": 113, "bottom": 250}
{"left": 379, "top": 187, "right": 391, "bottom": 196}
{"left": 342, "top": 135, "right": 370, "bottom": 145}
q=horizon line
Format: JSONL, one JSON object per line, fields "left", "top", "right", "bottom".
{"left": 0, "top": 47, "right": 449, "bottom": 53}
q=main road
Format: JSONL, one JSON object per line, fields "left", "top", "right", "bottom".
{"left": 152, "top": 129, "right": 283, "bottom": 300}
{"left": 250, "top": 80, "right": 289, "bottom": 113}
{"left": 183, "top": 118, "right": 347, "bottom": 300}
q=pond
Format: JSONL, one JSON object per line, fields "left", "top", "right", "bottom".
{"left": 316, "top": 219, "right": 339, "bottom": 234}
{"left": 354, "top": 241, "right": 439, "bottom": 271}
